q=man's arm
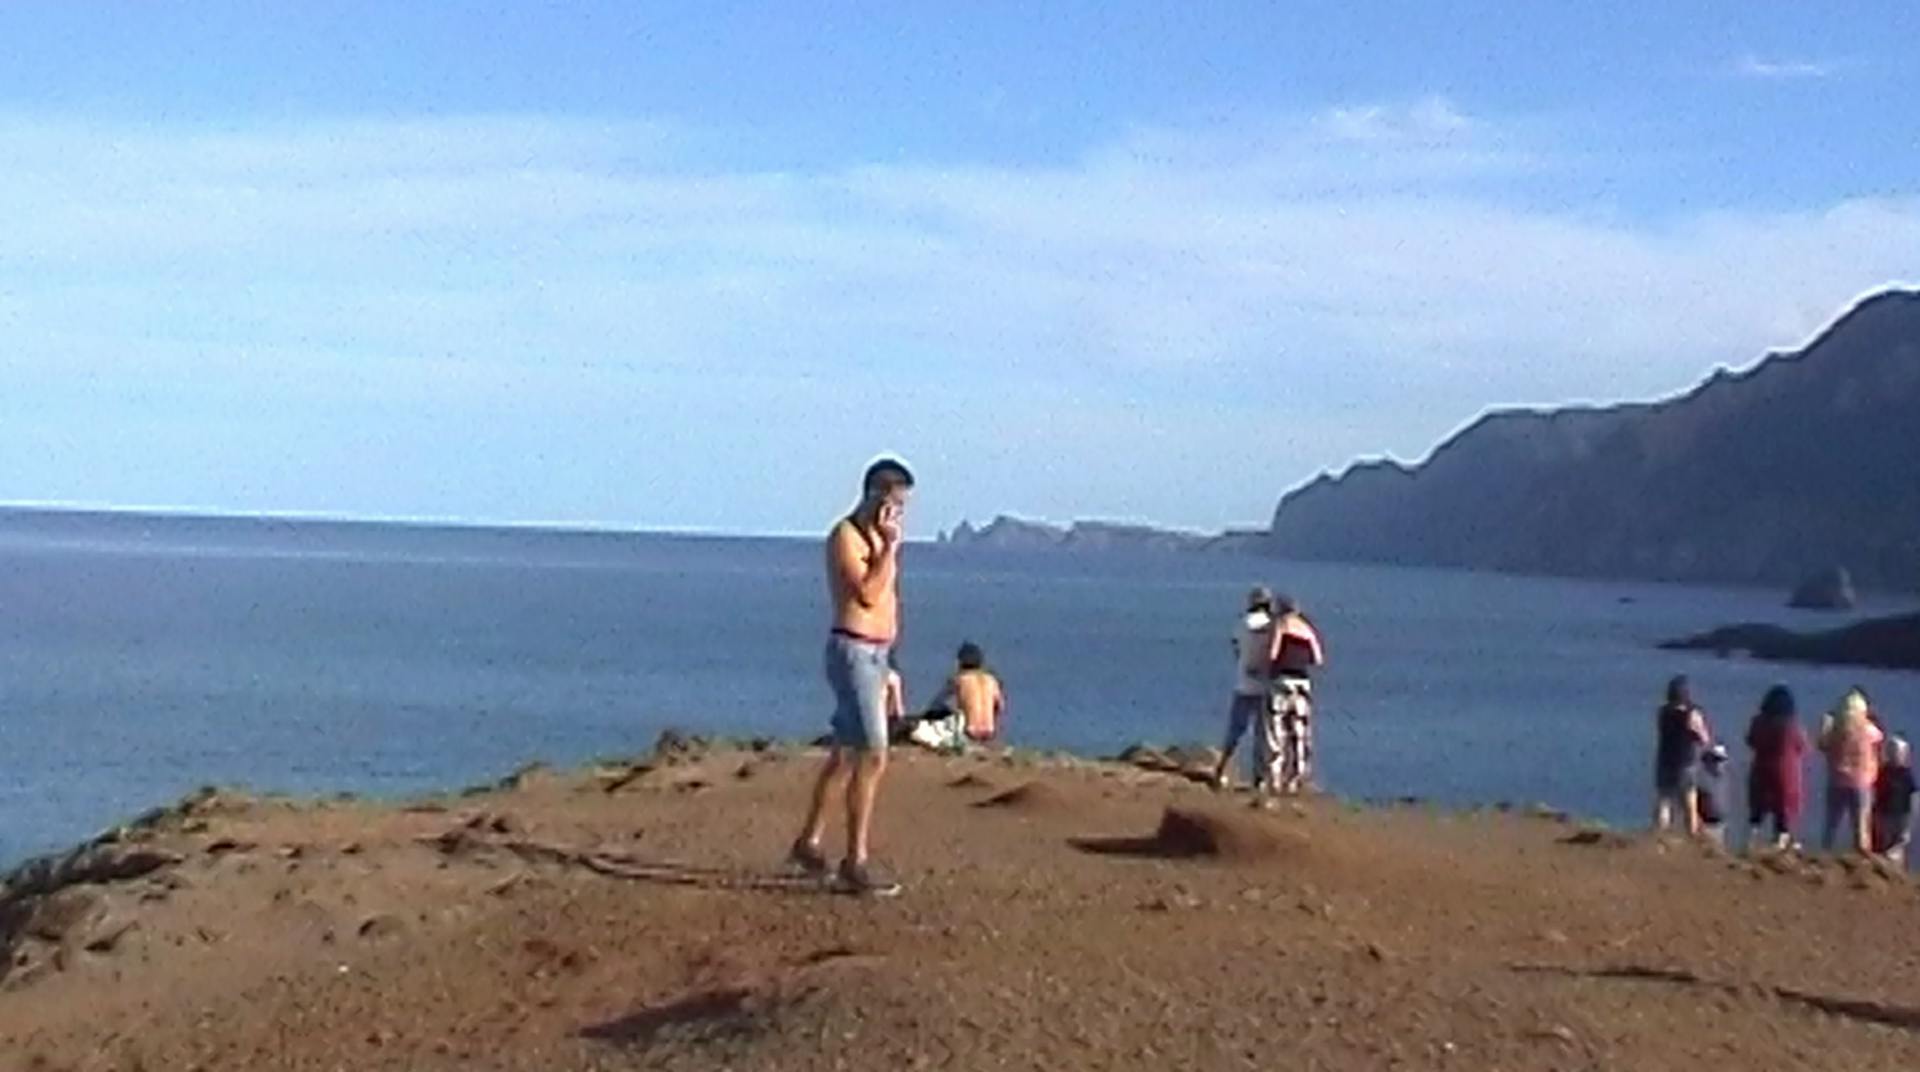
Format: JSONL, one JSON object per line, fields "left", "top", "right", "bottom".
{"left": 885, "top": 672, "right": 906, "bottom": 720}
{"left": 833, "top": 521, "right": 897, "bottom": 609}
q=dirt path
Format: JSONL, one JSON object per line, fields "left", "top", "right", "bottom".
{"left": 4, "top": 743, "right": 1919, "bottom": 1070}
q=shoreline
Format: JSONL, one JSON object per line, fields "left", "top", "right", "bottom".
{"left": 4, "top": 734, "right": 1602, "bottom": 879}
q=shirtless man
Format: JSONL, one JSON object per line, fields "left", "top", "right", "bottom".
{"left": 931, "top": 642, "right": 1006, "bottom": 747}
{"left": 789, "top": 458, "right": 913, "bottom": 896}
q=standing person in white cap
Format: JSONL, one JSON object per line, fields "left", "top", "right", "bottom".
{"left": 1210, "top": 586, "right": 1278, "bottom": 791}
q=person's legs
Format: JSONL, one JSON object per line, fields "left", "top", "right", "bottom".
{"left": 1850, "top": 787, "right": 1872, "bottom": 855}
{"left": 796, "top": 749, "right": 848, "bottom": 854}
{"left": 800, "top": 636, "right": 887, "bottom": 871}
{"left": 1653, "top": 789, "right": 1673, "bottom": 833}
{"left": 826, "top": 639, "right": 897, "bottom": 893}
{"left": 1213, "top": 695, "right": 1257, "bottom": 787}
{"left": 1281, "top": 716, "right": 1304, "bottom": 794}
{"left": 1683, "top": 786, "right": 1702, "bottom": 838}
{"left": 845, "top": 748, "right": 888, "bottom": 863}
{"left": 1822, "top": 784, "right": 1845, "bottom": 851}
{"left": 796, "top": 636, "right": 859, "bottom": 868}
{"left": 1280, "top": 716, "right": 1296, "bottom": 794}
{"left": 1253, "top": 696, "right": 1285, "bottom": 798}
{"left": 1287, "top": 690, "right": 1315, "bottom": 794}
{"left": 1740, "top": 800, "right": 1763, "bottom": 853}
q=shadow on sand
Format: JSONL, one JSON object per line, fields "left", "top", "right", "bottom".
{"left": 1511, "top": 962, "right": 1920, "bottom": 1034}
{"left": 580, "top": 988, "right": 761, "bottom": 1046}
{"left": 1069, "top": 805, "right": 1299, "bottom": 863}
{"left": 488, "top": 839, "right": 831, "bottom": 894}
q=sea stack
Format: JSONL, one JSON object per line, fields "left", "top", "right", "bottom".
{"left": 1788, "top": 566, "right": 1858, "bottom": 611}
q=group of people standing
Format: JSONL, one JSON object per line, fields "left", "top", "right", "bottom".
{"left": 783, "top": 457, "right": 1912, "bottom": 904}
{"left": 1211, "top": 585, "right": 1326, "bottom": 799}
{"left": 1654, "top": 675, "right": 1915, "bottom": 862}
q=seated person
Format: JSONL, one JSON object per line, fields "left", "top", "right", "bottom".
{"left": 911, "top": 642, "right": 1006, "bottom": 751}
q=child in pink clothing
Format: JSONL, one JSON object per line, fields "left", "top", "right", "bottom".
{"left": 1818, "top": 688, "right": 1884, "bottom": 854}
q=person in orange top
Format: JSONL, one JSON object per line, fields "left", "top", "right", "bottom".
{"left": 1818, "top": 688, "right": 1884, "bottom": 854}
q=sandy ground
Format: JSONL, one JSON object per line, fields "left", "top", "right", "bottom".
{"left": 4, "top": 740, "right": 1920, "bottom": 1071}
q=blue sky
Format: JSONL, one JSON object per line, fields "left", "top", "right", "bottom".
{"left": 2, "top": 3, "right": 1916, "bottom": 535}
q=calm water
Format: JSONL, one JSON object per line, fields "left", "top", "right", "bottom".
{"left": 3, "top": 509, "right": 1917, "bottom": 866}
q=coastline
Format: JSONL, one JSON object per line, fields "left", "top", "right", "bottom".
{"left": 6, "top": 736, "right": 1920, "bottom": 1071}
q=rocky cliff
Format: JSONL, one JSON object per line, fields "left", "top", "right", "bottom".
{"left": 1266, "top": 290, "right": 1920, "bottom": 590}
{"left": 1660, "top": 612, "right": 1920, "bottom": 672}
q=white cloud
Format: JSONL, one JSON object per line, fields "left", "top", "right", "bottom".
{"left": 1321, "top": 95, "right": 1474, "bottom": 142}
{"left": 1734, "top": 54, "right": 1834, "bottom": 80}
{"left": 0, "top": 104, "right": 1915, "bottom": 529}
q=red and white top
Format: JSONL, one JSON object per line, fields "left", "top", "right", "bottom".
{"left": 1271, "top": 614, "right": 1325, "bottom": 679}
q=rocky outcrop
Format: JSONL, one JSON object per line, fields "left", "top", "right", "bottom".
{"left": 0, "top": 785, "right": 259, "bottom": 984}
{"left": 942, "top": 515, "right": 1218, "bottom": 552}
{"left": 942, "top": 516, "right": 1072, "bottom": 550}
{"left": 1265, "top": 290, "right": 1920, "bottom": 591}
{"left": 2, "top": 833, "right": 186, "bottom": 985}
{"left": 1659, "top": 612, "right": 1920, "bottom": 671}
{"left": 1789, "top": 567, "right": 1859, "bottom": 610}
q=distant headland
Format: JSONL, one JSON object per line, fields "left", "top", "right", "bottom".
{"left": 938, "top": 515, "right": 1265, "bottom": 554}
{"left": 949, "top": 289, "right": 1920, "bottom": 598}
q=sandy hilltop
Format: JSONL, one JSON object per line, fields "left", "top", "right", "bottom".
{"left": 5, "top": 738, "right": 1920, "bottom": 1071}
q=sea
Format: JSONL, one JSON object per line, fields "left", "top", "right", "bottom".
{"left": 3, "top": 508, "right": 1917, "bottom": 868}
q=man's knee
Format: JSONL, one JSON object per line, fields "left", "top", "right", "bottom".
{"left": 846, "top": 748, "right": 888, "bottom": 778}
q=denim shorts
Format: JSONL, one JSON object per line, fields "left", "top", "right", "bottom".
{"left": 1222, "top": 692, "right": 1266, "bottom": 750}
{"left": 824, "top": 633, "right": 891, "bottom": 752}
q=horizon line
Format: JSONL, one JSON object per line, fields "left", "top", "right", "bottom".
{"left": 0, "top": 499, "right": 827, "bottom": 542}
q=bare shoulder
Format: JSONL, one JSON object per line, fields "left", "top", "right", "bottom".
{"left": 827, "top": 517, "right": 869, "bottom": 558}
